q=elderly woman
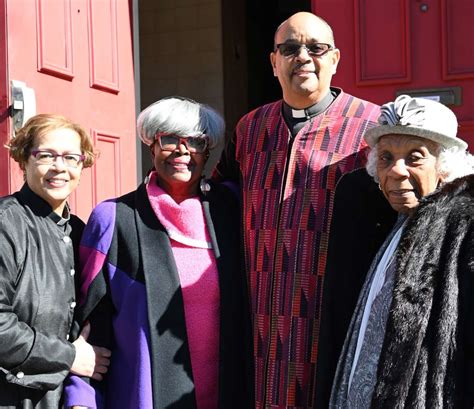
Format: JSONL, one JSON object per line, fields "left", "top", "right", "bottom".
{"left": 64, "top": 97, "right": 253, "bottom": 409}
{"left": 325, "top": 95, "right": 474, "bottom": 408}
{"left": 0, "top": 114, "right": 110, "bottom": 408}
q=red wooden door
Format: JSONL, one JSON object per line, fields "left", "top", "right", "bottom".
{"left": 0, "top": 0, "right": 137, "bottom": 221}
{"left": 313, "top": 0, "right": 474, "bottom": 149}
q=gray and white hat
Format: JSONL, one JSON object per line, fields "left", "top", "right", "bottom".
{"left": 365, "top": 95, "right": 468, "bottom": 150}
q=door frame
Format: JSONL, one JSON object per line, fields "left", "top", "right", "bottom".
{"left": 0, "top": 0, "right": 11, "bottom": 196}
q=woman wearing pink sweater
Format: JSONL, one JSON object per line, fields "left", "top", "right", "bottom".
{"left": 65, "top": 97, "right": 253, "bottom": 409}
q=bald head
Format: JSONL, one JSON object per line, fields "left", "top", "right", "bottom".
{"left": 274, "top": 12, "right": 335, "bottom": 48}
{"left": 270, "top": 11, "right": 340, "bottom": 108}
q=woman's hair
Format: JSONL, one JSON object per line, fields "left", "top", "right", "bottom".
{"left": 366, "top": 143, "right": 474, "bottom": 183}
{"left": 6, "top": 113, "right": 96, "bottom": 169}
{"left": 136, "top": 96, "right": 225, "bottom": 178}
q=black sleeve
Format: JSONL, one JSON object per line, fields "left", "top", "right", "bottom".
{"left": 315, "top": 168, "right": 397, "bottom": 407}
{"left": 0, "top": 216, "right": 76, "bottom": 391}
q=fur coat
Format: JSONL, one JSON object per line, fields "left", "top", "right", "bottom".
{"left": 371, "top": 174, "right": 474, "bottom": 408}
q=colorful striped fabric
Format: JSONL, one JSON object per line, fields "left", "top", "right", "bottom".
{"left": 235, "top": 91, "right": 380, "bottom": 408}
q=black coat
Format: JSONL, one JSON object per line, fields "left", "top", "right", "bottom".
{"left": 0, "top": 184, "right": 84, "bottom": 408}
{"left": 315, "top": 169, "right": 397, "bottom": 407}
{"left": 372, "top": 174, "right": 474, "bottom": 408}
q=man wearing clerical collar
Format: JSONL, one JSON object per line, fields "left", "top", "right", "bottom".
{"left": 217, "top": 11, "right": 394, "bottom": 409}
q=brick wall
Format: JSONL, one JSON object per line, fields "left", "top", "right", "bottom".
{"left": 139, "top": 0, "right": 224, "bottom": 114}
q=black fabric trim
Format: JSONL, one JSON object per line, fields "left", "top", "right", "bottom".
{"left": 15, "top": 183, "right": 68, "bottom": 224}
{"left": 134, "top": 184, "right": 197, "bottom": 409}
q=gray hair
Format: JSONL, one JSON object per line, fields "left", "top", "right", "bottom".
{"left": 137, "top": 96, "right": 225, "bottom": 178}
{"left": 366, "top": 144, "right": 474, "bottom": 183}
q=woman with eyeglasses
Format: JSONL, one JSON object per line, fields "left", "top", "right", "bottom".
{"left": 65, "top": 97, "right": 253, "bottom": 409}
{"left": 0, "top": 114, "right": 111, "bottom": 408}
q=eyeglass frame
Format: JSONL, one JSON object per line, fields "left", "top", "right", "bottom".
{"left": 274, "top": 42, "right": 334, "bottom": 58}
{"left": 154, "top": 132, "right": 209, "bottom": 154}
{"left": 31, "top": 150, "right": 85, "bottom": 168}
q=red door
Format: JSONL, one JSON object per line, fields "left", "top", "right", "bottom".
{"left": 313, "top": 0, "right": 474, "bottom": 149}
{"left": 0, "top": 0, "right": 137, "bottom": 221}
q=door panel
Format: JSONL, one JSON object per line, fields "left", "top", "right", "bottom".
{"left": 442, "top": 0, "right": 474, "bottom": 79}
{"left": 3, "top": 0, "right": 136, "bottom": 220}
{"left": 88, "top": 0, "right": 120, "bottom": 92}
{"left": 355, "top": 0, "right": 411, "bottom": 84}
{"left": 93, "top": 130, "right": 122, "bottom": 204}
{"left": 36, "top": 0, "right": 74, "bottom": 79}
{"left": 313, "top": 0, "right": 474, "bottom": 149}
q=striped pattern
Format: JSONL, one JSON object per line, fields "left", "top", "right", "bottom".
{"left": 235, "top": 91, "right": 380, "bottom": 408}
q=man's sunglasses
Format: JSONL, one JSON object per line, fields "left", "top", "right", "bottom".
{"left": 275, "top": 42, "right": 334, "bottom": 57}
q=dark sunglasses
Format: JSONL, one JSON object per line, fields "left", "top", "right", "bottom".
{"left": 155, "top": 133, "right": 208, "bottom": 154}
{"left": 275, "top": 42, "right": 333, "bottom": 57}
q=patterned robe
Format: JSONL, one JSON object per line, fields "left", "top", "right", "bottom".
{"left": 234, "top": 90, "right": 379, "bottom": 408}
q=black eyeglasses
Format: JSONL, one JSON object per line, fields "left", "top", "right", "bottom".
{"left": 31, "top": 150, "right": 85, "bottom": 168}
{"left": 155, "top": 133, "right": 208, "bottom": 154}
{"left": 275, "top": 42, "right": 334, "bottom": 57}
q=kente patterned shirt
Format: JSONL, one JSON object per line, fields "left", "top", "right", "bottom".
{"left": 234, "top": 89, "right": 380, "bottom": 408}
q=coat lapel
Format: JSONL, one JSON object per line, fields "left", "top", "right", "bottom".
{"left": 134, "top": 184, "right": 197, "bottom": 409}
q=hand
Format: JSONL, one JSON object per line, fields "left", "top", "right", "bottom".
{"left": 70, "top": 322, "right": 111, "bottom": 380}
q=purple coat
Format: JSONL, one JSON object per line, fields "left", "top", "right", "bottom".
{"left": 64, "top": 182, "right": 253, "bottom": 409}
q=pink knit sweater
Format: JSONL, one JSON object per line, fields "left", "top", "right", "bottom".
{"left": 146, "top": 172, "right": 220, "bottom": 409}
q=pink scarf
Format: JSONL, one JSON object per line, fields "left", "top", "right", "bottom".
{"left": 146, "top": 172, "right": 219, "bottom": 409}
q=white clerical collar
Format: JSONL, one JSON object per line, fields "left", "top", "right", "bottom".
{"left": 283, "top": 90, "right": 336, "bottom": 120}
{"left": 291, "top": 109, "right": 307, "bottom": 118}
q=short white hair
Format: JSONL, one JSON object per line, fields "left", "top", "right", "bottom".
{"left": 366, "top": 143, "right": 474, "bottom": 183}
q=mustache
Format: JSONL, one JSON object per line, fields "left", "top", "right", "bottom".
{"left": 292, "top": 63, "right": 318, "bottom": 75}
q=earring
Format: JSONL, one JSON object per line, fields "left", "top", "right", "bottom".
{"left": 378, "top": 183, "right": 382, "bottom": 191}
{"left": 200, "top": 178, "right": 211, "bottom": 193}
